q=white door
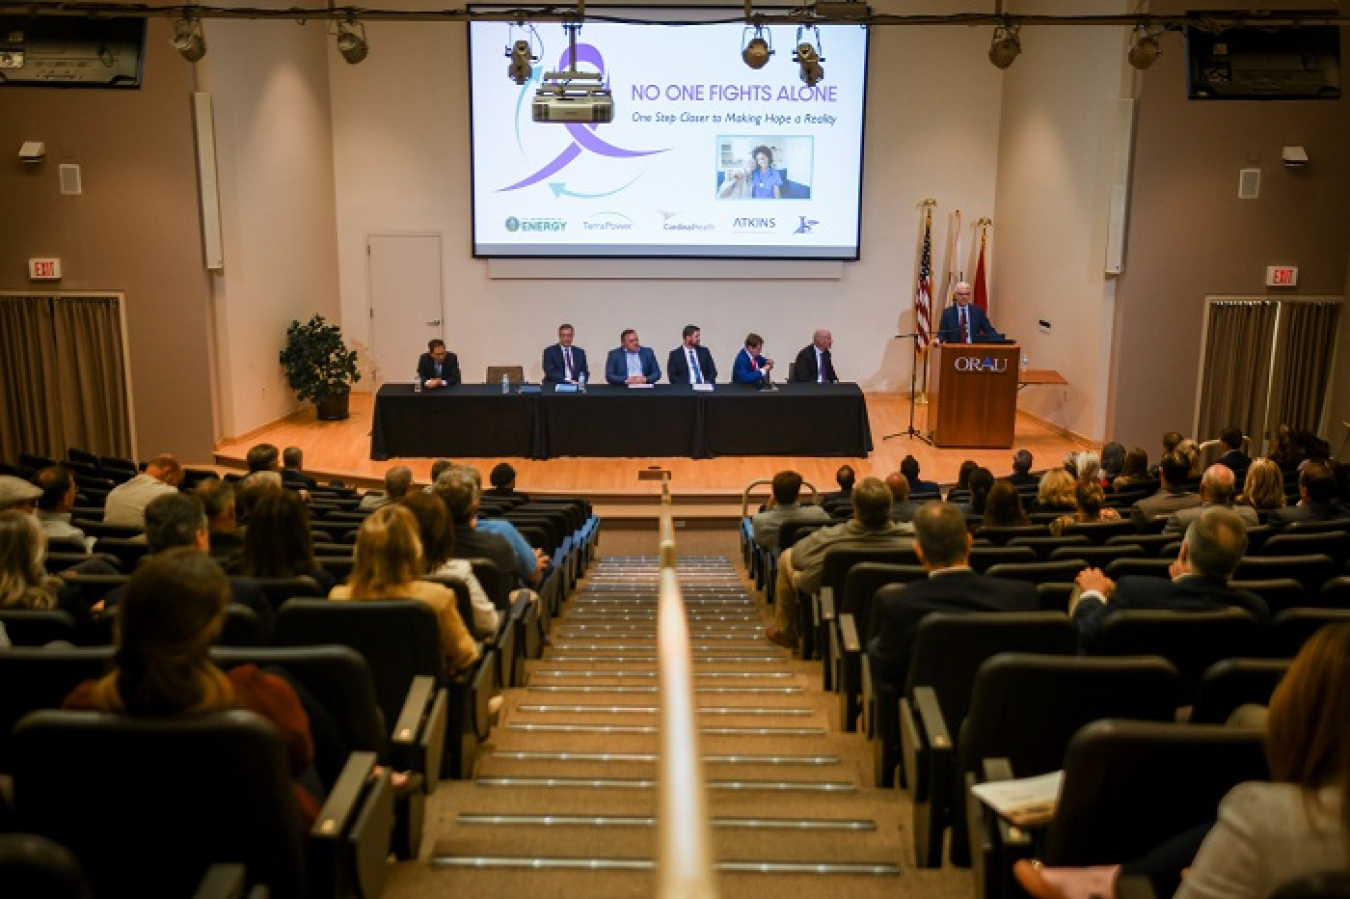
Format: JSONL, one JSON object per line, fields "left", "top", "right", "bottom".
{"left": 368, "top": 233, "right": 444, "bottom": 386}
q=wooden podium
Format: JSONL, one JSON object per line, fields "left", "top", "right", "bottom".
{"left": 928, "top": 343, "right": 1019, "bottom": 448}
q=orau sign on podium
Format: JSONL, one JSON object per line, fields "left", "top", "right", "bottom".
{"left": 928, "top": 343, "right": 1019, "bottom": 448}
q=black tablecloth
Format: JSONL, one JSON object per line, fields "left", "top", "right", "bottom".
{"left": 370, "top": 383, "right": 872, "bottom": 460}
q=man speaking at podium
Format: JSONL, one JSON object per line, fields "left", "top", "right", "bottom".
{"left": 932, "top": 282, "right": 1001, "bottom": 345}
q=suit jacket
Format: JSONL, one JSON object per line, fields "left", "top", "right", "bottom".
{"left": 731, "top": 348, "right": 771, "bottom": 384}
{"left": 416, "top": 351, "right": 461, "bottom": 386}
{"left": 1218, "top": 450, "right": 1251, "bottom": 472}
{"left": 936, "top": 303, "right": 1000, "bottom": 344}
{"left": 604, "top": 346, "right": 661, "bottom": 385}
{"left": 1164, "top": 501, "right": 1260, "bottom": 534}
{"left": 666, "top": 345, "right": 718, "bottom": 385}
{"left": 1074, "top": 573, "right": 1270, "bottom": 653}
{"left": 791, "top": 345, "right": 839, "bottom": 383}
{"left": 542, "top": 343, "right": 589, "bottom": 384}
{"left": 867, "top": 570, "right": 1040, "bottom": 690}
{"left": 1131, "top": 488, "right": 1201, "bottom": 529}
{"left": 1267, "top": 501, "right": 1349, "bottom": 526}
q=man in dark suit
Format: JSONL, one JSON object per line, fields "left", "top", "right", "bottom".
{"left": 1217, "top": 425, "right": 1251, "bottom": 473}
{"left": 1267, "top": 461, "right": 1347, "bottom": 525}
{"left": 867, "top": 501, "right": 1039, "bottom": 690}
{"left": 542, "top": 322, "right": 589, "bottom": 385}
{"left": 900, "top": 455, "right": 941, "bottom": 498}
{"left": 731, "top": 332, "right": 775, "bottom": 385}
{"left": 281, "top": 446, "right": 317, "bottom": 490}
{"left": 416, "top": 338, "right": 460, "bottom": 388}
{"left": 604, "top": 329, "right": 661, "bottom": 385}
{"left": 932, "top": 282, "right": 1001, "bottom": 344}
{"left": 1073, "top": 506, "right": 1269, "bottom": 653}
{"left": 666, "top": 324, "right": 718, "bottom": 385}
{"left": 1006, "top": 449, "right": 1040, "bottom": 488}
{"left": 1130, "top": 451, "right": 1200, "bottom": 529}
{"left": 791, "top": 329, "right": 839, "bottom": 383}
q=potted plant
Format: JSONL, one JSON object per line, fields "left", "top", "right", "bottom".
{"left": 279, "top": 315, "right": 361, "bottom": 421}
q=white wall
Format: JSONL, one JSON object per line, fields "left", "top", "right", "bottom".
{"left": 200, "top": 19, "right": 343, "bottom": 438}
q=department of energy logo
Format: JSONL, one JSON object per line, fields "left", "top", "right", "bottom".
{"left": 504, "top": 216, "right": 567, "bottom": 234}
{"left": 793, "top": 216, "right": 820, "bottom": 235}
{"left": 505, "top": 217, "right": 521, "bottom": 232}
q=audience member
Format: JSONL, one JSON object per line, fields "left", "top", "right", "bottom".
{"left": 33, "top": 465, "right": 94, "bottom": 552}
{"left": 358, "top": 465, "right": 413, "bottom": 512}
{"left": 867, "top": 501, "right": 1038, "bottom": 690}
{"left": 63, "top": 548, "right": 321, "bottom": 827}
{"left": 1034, "top": 469, "right": 1078, "bottom": 514}
{"left": 765, "top": 477, "right": 914, "bottom": 650}
{"left": 1164, "top": 464, "right": 1258, "bottom": 534}
{"left": 330, "top": 505, "right": 478, "bottom": 673}
{"left": 1006, "top": 449, "right": 1039, "bottom": 489}
{"left": 400, "top": 492, "right": 499, "bottom": 638}
{"left": 1267, "top": 462, "right": 1346, "bottom": 525}
{"left": 901, "top": 455, "right": 941, "bottom": 497}
{"left": 1099, "top": 442, "right": 1126, "bottom": 482}
{"left": 194, "top": 478, "right": 242, "bottom": 561}
{"left": 1174, "top": 438, "right": 1201, "bottom": 478}
{"left": 885, "top": 472, "right": 921, "bottom": 524}
{"left": 949, "top": 460, "right": 979, "bottom": 500}
{"left": 823, "top": 465, "right": 856, "bottom": 506}
{"left": 486, "top": 462, "right": 529, "bottom": 502}
{"left": 958, "top": 467, "right": 995, "bottom": 521}
{"left": 246, "top": 443, "right": 281, "bottom": 474}
{"left": 1217, "top": 426, "right": 1251, "bottom": 473}
{"left": 604, "top": 329, "right": 661, "bottom": 385}
{"left": 982, "top": 480, "right": 1030, "bottom": 529}
{"left": 542, "top": 323, "right": 589, "bottom": 386}
{"left": 0, "top": 475, "right": 42, "bottom": 513}
{"left": 752, "top": 470, "right": 830, "bottom": 550}
{"left": 235, "top": 471, "right": 283, "bottom": 526}
{"left": 790, "top": 329, "right": 839, "bottom": 383}
{"left": 103, "top": 454, "right": 183, "bottom": 527}
{"left": 424, "top": 459, "right": 453, "bottom": 493}
{"left": 666, "top": 324, "right": 719, "bottom": 386}
{"left": 731, "top": 333, "right": 775, "bottom": 386}
{"left": 1130, "top": 452, "right": 1201, "bottom": 529}
{"left": 1112, "top": 447, "right": 1151, "bottom": 492}
{"left": 1050, "top": 482, "right": 1121, "bottom": 536}
{"left": 456, "top": 465, "right": 548, "bottom": 587}
{"left": 433, "top": 468, "right": 527, "bottom": 591}
{"left": 1148, "top": 430, "right": 1185, "bottom": 477}
{"left": 416, "top": 338, "right": 460, "bottom": 388}
{"left": 0, "top": 510, "right": 90, "bottom": 626}
{"left": 1072, "top": 506, "right": 1269, "bottom": 653}
{"left": 1236, "top": 458, "right": 1286, "bottom": 513}
{"left": 229, "top": 487, "right": 335, "bottom": 594}
{"left": 281, "top": 446, "right": 318, "bottom": 490}
{"left": 1074, "top": 450, "right": 1102, "bottom": 487}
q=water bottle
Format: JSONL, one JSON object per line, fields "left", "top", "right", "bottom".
{"left": 413, "top": 374, "right": 422, "bottom": 393}
{"left": 1021, "top": 355, "right": 1030, "bottom": 374}
{"left": 578, "top": 373, "right": 587, "bottom": 393}
{"left": 501, "top": 373, "right": 510, "bottom": 394}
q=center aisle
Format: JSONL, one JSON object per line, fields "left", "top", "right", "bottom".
{"left": 380, "top": 555, "right": 970, "bottom": 898}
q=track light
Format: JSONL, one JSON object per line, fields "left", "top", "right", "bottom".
{"left": 1127, "top": 23, "right": 1163, "bottom": 70}
{"left": 741, "top": 25, "right": 773, "bottom": 70}
{"left": 508, "top": 40, "right": 535, "bottom": 84}
{"left": 988, "top": 21, "right": 1021, "bottom": 69}
{"left": 336, "top": 20, "right": 368, "bottom": 65}
{"left": 171, "top": 14, "right": 206, "bottom": 63}
{"left": 794, "top": 25, "right": 824, "bottom": 86}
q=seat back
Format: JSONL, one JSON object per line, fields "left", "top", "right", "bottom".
{"left": 959, "top": 654, "right": 1178, "bottom": 777}
{"left": 252, "top": 576, "right": 326, "bottom": 612}
{"left": 1317, "top": 575, "right": 1350, "bottom": 609}
{"left": 1105, "top": 533, "right": 1180, "bottom": 555}
{"left": 1262, "top": 531, "right": 1350, "bottom": 565}
{"left": 486, "top": 365, "right": 525, "bottom": 386}
{"left": 1227, "top": 578, "right": 1309, "bottom": 617}
{"left": 1232, "top": 553, "right": 1336, "bottom": 592}
{"left": 1048, "top": 544, "right": 1146, "bottom": 567}
{"left": 904, "top": 611, "right": 1077, "bottom": 733}
{"left": 1006, "top": 535, "right": 1090, "bottom": 560}
{"left": 1103, "top": 557, "right": 1174, "bottom": 580}
{"left": 1059, "top": 519, "right": 1140, "bottom": 544}
{"left": 275, "top": 599, "right": 443, "bottom": 733}
{"left": 1270, "top": 608, "right": 1350, "bottom": 658}
{"left": 465, "top": 557, "right": 511, "bottom": 610}
{"left": 967, "top": 545, "right": 1037, "bottom": 573}
{"left": 12, "top": 709, "right": 307, "bottom": 898}
{"left": 0, "top": 647, "right": 115, "bottom": 772}
{"left": 1046, "top": 719, "right": 1268, "bottom": 866}
{"left": 778, "top": 518, "right": 831, "bottom": 550}
{"left": 973, "top": 524, "right": 1050, "bottom": 546}
{"left": 1189, "top": 657, "right": 1290, "bottom": 724}
{"left": 985, "top": 559, "right": 1086, "bottom": 585}
{"left": 820, "top": 546, "right": 920, "bottom": 599}
{"left": 1096, "top": 608, "right": 1263, "bottom": 704}
{"left": 0, "top": 609, "right": 79, "bottom": 647}
{"left": 839, "top": 562, "right": 928, "bottom": 638}
{"left": 0, "top": 832, "right": 91, "bottom": 899}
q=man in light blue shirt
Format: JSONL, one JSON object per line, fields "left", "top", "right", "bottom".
{"left": 604, "top": 329, "right": 662, "bottom": 385}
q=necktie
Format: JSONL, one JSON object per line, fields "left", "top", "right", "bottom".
{"left": 817, "top": 350, "right": 825, "bottom": 383}
{"left": 961, "top": 308, "right": 970, "bottom": 343}
{"left": 689, "top": 349, "right": 703, "bottom": 384}
{"left": 563, "top": 347, "right": 573, "bottom": 379}
{"left": 435, "top": 361, "right": 442, "bottom": 378}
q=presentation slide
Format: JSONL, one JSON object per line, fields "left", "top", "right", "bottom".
{"left": 468, "top": 12, "right": 870, "bottom": 259}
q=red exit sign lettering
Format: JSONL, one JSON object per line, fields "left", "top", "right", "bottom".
{"left": 28, "top": 258, "right": 62, "bottom": 280}
{"left": 1266, "top": 266, "right": 1298, "bottom": 287}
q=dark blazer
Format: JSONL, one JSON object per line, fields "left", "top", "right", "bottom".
{"left": 1218, "top": 450, "right": 1251, "bottom": 472}
{"left": 281, "top": 468, "right": 317, "bottom": 490}
{"left": 604, "top": 346, "right": 661, "bottom": 385}
{"left": 1006, "top": 472, "right": 1040, "bottom": 489}
{"left": 936, "top": 303, "right": 1000, "bottom": 344}
{"left": 542, "top": 343, "right": 589, "bottom": 384}
{"left": 1073, "top": 573, "right": 1270, "bottom": 653}
{"left": 416, "top": 351, "right": 461, "bottom": 386}
{"left": 791, "top": 344, "right": 839, "bottom": 383}
{"left": 866, "top": 570, "right": 1040, "bottom": 690}
{"left": 1266, "top": 501, "right": 1349, "bottom": 526}
{"left": 731, "top": 348, "right": 771, "bottom": 384}
{"left": 666, "top": 345, "right": 718, "bottom": 385}
{"left": 908, "top": 477, "right": 942, "bottom": 498}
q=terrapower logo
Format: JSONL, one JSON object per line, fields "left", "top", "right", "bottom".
{"left": 953, "top": 356, "right": 1010, "bottom": 372}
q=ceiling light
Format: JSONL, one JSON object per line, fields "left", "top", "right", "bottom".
{"left": 508, "top": 39, "right": 536, "bottom": 84}
{"left": 988, "top": 21, "right": 1021, "bottom": 69}
{"left": 741, "top": 25, "right": 773, "bottom": 70}
{"left": 1127, "top": 23, "right": 1163, "bottom": 70}
{"left": 171, "top": 15, "right": 206, "bottom": 63}
{"left": 336, "top": 20, "right": 368, "bottom": 65}
{"left": 794, "top": 25, "right": 825, "bottom": 86}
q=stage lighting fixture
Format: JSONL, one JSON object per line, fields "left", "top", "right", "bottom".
{"left": 508, "top": 40, "right": 536, "bottom": 84}
{"left": 741, "top": 25, "right": 773, "bottom": 70}
{"left": 336, "top": 20, "right": 369, "bottom": 65}
{"left": 794, "top": 25, "right": 825, "bottom": 86}
{"left": 171, "top": 14, "right": 206, "bottom": 63}
{"left": 1127, "top": 23, "right": 1162, "bottom": 70}
{"left": 988, "top": 21, "right": 1021, "bottom": 69}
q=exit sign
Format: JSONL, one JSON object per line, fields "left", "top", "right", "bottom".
{"left": 28, "top": 258, "right": 62, "bottom": 280}
{"left": 1266, "top": 266, "right": 1298, "bottom": 287}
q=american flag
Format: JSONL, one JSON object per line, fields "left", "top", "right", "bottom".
{"left": 914, "top": 210, "right": 933, "bottom": 350}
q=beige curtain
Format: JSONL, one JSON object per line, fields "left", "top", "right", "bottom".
{"left": 1196, "top": 301, "right": 1278, "bottom": 445}
{"left": 1271, "top": 300, "right": 1342, "bottom": 434}
{"left": 0, "top": 296, "right": 65, "bottom": 462}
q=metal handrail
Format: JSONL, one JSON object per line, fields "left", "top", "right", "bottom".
{"left": 654, "top": 478, "right": 720, "bottom": 899}
{"left": 739, "top": 478, "right": 819, "bottom": 519}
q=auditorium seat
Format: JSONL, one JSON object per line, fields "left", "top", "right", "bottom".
{"left": 0, "top": 609, "right": 79, "bottom": 647}
{"left": 1227, "top": 578, "right": 1309, "bottom": 618}
{"left": 1059, "top": 519, "right": 1139, "bottom": 544}
{"left": 967, "top": 545, "right": 1038, "bottom": 573}
{"left": 811, "top": 546, "right": 921, "bottom": 687}
{"left": 1189, "top": 657, "right": 1289, "bottom": 724}
{"left": 1269, "top": 607, "right": 1350, "bottom": 658}
{"left": 831, "top": 562, "right": 929, "bottom": 732}
{"left": 1104, "top": 533, "right": 1178, "bottom": 556}
{"left": 1006, "top": 534, "right": 1090, "bottom": 560}
{"left": 973, "top": 524, "right": 1050, "bottom": 546}
{"left": 1048, "top": 543, "right": 1146, "bottom": 568}
{"left": 1094, "top": 608, "right": 1263, "bottom": 704}
{"left": 985, "top": 559, "right": 1086, "bottom": 585}
{"left": 1232, "top": 553, "right": 1336, "bottom": 592}
{"left": 485, "top": 365, "right": 525, "bottom": 386}
{"left": 1261, "top": 530, "right": 1350, "bottom": 565}
{"left": 0, "top": 832, "right": 91, "bottom": 899}
{"left": 1103, "top": 557, "right": 1174, "bottom": 580}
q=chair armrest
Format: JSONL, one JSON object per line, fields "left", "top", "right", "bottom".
{"left": 839, "top": 612, "right": 860, "bottom": 653}
{"left": 472, "top": 647, "right": 499, "bottom": 741}
{"left": 191, "top": 864, "right": 248, "bottom": 899}
{"left": 309, "top": 751, "right": 394, "bottom": 899}
{"left": 390, "top": 676, "right": 446, "bottom": 790}
{"left": 819, "top": 585, "right": 836, "bottom": 622}
{"left": 913, "top": 685, "right": 952, "bottom": 752}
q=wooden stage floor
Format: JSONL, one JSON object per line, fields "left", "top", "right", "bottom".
{"left": 217, "top": 392, "right": 1091, "bottom": 503}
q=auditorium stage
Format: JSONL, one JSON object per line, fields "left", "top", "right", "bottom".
{"left": 216, "top": 391, "right": 1089, "bottom": 515}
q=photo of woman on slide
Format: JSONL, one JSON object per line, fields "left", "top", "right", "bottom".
{"left": 750, "top": 145, "right": 783, "bottom": 199}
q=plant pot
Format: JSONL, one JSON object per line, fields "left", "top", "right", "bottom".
{"left": 316, "top": 392, "right": 350, "bottom": 421}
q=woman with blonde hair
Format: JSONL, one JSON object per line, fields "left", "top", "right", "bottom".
{"left": 0, "top": 509, "right": 62, "bottom": 611}
{"left": 1236, "top": 458, "right": 1286, "bottom": 514}
{"left": 329, "top": 504, "right": 478, "bottom": 673}
{"left": 1034, "top": 469, "right": 1078, "bottom": 513}
{"left": 1050, "top": 482, "right": 1121, "bottom": 537}
{"left": 400, "top": 492, "right": 500, "bottom": 638}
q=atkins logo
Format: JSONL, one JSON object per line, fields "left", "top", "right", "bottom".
{"left": 732, "top": 217, "right": 777, "bottom": 230}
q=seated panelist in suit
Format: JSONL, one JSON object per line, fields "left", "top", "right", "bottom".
{"left": 867, "top": 501, "right": 1039, "bottom": 691}
{"left": 931, "top": 282, "right": 1001, "bottom": 345}
{"left": 416, "top": 338, "right": 461, "bottom": 388}
{"left": 791, "top": 329, "right": 839, "bottom": 383}
{"left": 731, "top": 333, "right": 775, "bottom": 385}
{"left": 604, "top": 329, "right": 662, "bottom": 385}
{"left": 666, "top": 324, "right": 718, "bottom": 385}
{"left": 542, "top": 323, "right": 589, "bottom": 385}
